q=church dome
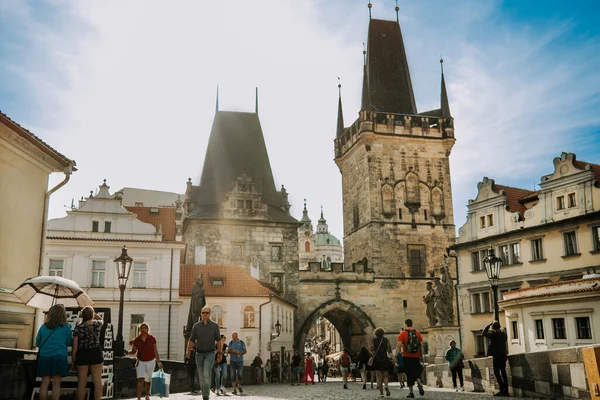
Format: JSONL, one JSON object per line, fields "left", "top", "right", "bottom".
{"left": 314, "top": 232, "right": 341, "bottom": 247}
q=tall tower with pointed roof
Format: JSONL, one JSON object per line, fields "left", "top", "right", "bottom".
{"left": 183, "top": 95, "right": 300, "bottom": 304}
{"left": 334, "top": 6, "right": 457, "bottom": 330}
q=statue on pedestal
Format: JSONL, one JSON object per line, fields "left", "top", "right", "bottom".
{"left": 423, "top": 281, "right": 437, "bottom": 326}
{"left": 432, "top": 256, "right": 455, "bottom": 325}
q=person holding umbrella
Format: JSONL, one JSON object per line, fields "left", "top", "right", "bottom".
{"left": 72, "top": 306, "right": 104, "bottom": 400}
{"left": 35, "top": 304, "right": 72, "bottom": 400}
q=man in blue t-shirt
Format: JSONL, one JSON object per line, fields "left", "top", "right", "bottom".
{"left": 227, "top": 331, "right": 247, "bottom": 395}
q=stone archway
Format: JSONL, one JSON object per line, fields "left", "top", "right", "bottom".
{"left": 296, "top": 299, "right": 376, "bottom": 354}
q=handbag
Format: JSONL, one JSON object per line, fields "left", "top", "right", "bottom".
{"left": 151, "top": 369, "right": 171, "bottom": 397}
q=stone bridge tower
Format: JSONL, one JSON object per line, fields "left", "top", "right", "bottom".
{"left": 297, "top": 5, "right": 457, "bottom": 353}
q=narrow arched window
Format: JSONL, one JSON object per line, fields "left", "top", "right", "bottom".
{"left": 243, "top": 305, "right": 255, "bottom": 328}
{"left": 305, "top": 241, "right": 310, "bottom": 252}
{"left": 211, "top": 305, "right": 223, "bottom": 327}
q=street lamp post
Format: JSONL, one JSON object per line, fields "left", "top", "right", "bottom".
{"left": 114, "top": 245, "right": 133, "bottom": 357}
{"left": 483, "top": 246, "right": 503, "bottom": 322}
{"left": 275, "top": 319, "right": 282, "bottom": 337}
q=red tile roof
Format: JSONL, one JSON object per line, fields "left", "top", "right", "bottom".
{"left": 125, "top": 206, "right": 176, "bottom": 241}
{"left": 47, "top": 236, "right": 184, "bottom": 244}
{"left": 500, "top": 277, "right": 600, "bottom": 302}
{"left": 0, "top": 110, "right": 74, "bottom": 168}
{"left": 179, "top": 264, "right": 275, "bottom": 297}
{"left": 574, "top": 159, "right": 600, "bottom": 184}
{"left": 493, "top": 184, "right": 535, "bottom": 215}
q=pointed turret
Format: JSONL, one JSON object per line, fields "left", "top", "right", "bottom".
{"left": 362, "top": 17, "right": 417, "bottom": 114}
{"left": 317, "top": 206, "right": 328, "bottom": 233}
{"left": 300, "top": 199, "right": 312, "bottom": 227}
{"left": 336, "top": 80, "right": 345, "bottom": 137}
{"left": 440, "top": 58, "right": 451, "bottom": 118}
{"left": 215, "top": 84, "right": 219, "bottom": 112}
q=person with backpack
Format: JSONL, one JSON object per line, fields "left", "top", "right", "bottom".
{"left": 371, "top": 328, "right": 394, "bottom": 397}
{"left": 227, "top": 331, "right": 246, "bottom": 395}
{"left": 396, "top": 319, "right": 424, "bottom": 398}
{"left": 338, "top": 348, "right": 351, "bottom": 389}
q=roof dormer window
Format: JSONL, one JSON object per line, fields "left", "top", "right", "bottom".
{"left": 149, "top": 207, "right": 159, "bottom": 214}
{"left": 212, "top": 279, "right": 223, "bottom": 286}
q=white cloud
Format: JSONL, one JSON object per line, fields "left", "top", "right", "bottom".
{"left": 6, "top": 0, "right": 599, "bottom": 241}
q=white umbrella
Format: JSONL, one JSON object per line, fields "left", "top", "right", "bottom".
{"left": 13, "top": 276, "right": 94, "bottom": 310}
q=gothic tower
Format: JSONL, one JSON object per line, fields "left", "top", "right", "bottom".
{"left": 334, "top": 9, "right": 456, "bottom": 329}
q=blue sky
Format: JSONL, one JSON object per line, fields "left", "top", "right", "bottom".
{"left": 1, "top": 0, "right": 599, "bottom": 240}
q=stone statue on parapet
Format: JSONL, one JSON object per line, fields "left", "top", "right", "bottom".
{"left": 423, "top": 281, "right": 437, "bottom": 326}
{"left": 432, "top": 256, "right": 455, "bottom": 325}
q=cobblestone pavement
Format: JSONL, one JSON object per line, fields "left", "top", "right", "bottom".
{"left": 135, "top": 379, "right": 526, "bottom": 400}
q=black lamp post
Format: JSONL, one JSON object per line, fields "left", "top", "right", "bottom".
{"left": 114, "top": 245, "right": 133, "bottom": 356}
{"left": 483, "top": 246, "right": 503, "bottom": 322}
{"left": 274, "top": 319, "right": 282, "bottom": 337}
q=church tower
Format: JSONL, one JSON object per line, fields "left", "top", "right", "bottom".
{"left": 334, "top": 5, "right": 456, "bottom": 328}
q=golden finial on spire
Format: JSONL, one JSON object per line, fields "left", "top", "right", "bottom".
{"left": 368, "top": 2, "right": 372, "bottom": 19}
{"left": 395, "top": 0, "right": 400, "bottom": 23}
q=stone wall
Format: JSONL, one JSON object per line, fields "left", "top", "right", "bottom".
{"left": 424, "top": 345, "right": 597, "bottom": 399}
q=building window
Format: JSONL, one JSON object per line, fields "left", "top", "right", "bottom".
{"left": 531, "top": 238, "right": 544, "bottom": 261}
{"left": 511, "top": 321, "right": 519, "bottom": 340}
{"left": 134, "top": 202, "right": 144, "bottom": 207}
{"left": 487, "top": 214, "right": 494, "bottom": 227}
{"left": 479, "top": 216, "right": 486, "bottom": 229}
{"left": 91, "top": 260, "right": 105, "bottom": 287}
{"left": 471, "top": 291, "right": 491, "bottom": 314}
{"left": 129, "top": 314, "right": 145, "bottom": 342}
{"left": 568, "top": 193, "right": 577, "bottom": 208}
{"left": 510, "top": 243, "right": 521, "bottom": 264}
{"left": 408, "top": 246, "right": 425, "bottom": 277}
{"left": 271, "top": 245, "right": 282, "bottom": 261}
{"left": 592, "top": 226, "right": 600, "bottom": 251}
{"left": 49, "top": 260, "right": 64, "bottom": 277}
{"left": 245, "top": 200, "right": 252, "bottom": 210}
{"left": 499, "top": 245, "right": 509, "bottom": 265}
{"left": 474, "top": 333, "right": 488, "bottom": 356}
{"left": 243, "top": 305, "right": 255, "bottom": 328}
{"left": 576, "top": 317, "right": 592, "bottom": 340}
{"left": 104, "top": 221, "right": 111, "bottom": 233}
{"left": 212, "top": 306, "right": 223, "bottom": 327}
{"left": 471, "top": 251, "right": 482, "bottom": 272}
{"left": 232, "top": 243, "right": 243, "bottom": 260}
{"left": 237, "top": 200, "right": 244, "bottom": 209}
{"left": 92, "top": 221, "right": 99, "bottom": 232}
{"left": 535, "top": 319, "right": 545, "bottom": 340}
{"left": 424, "top": 209, "right": 428, "bottom": 221}
{"left": 398, "top": 208, "right": 403, "bottom": 220}
{"left": 563, "top": 231, "right": 578, "bottom": 256}
{"left": 132, "top": 262, "right": 146, "bottom": 288}
{"left": 557, "top": 196, "right": 565, "bottom": 210}
{"left": 552, "top": 318, "right": 566, "bottom": 339}
{"left": 353, "top": 204, "right": 359, "bottom": 229}
{"left": 304, "top": 241, "right": 310, "bottom": 252}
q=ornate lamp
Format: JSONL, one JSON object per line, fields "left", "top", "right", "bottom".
{"left": 114, "top": 245, "right": 133, "bottom": 356}
{"left": 275, "top": 319, "right": 282, "bottom": 337}
{"left": 483, "top": 246, "right": 503, "bottom": 321}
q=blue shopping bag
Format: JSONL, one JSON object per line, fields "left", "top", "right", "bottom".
{"left": 150, "top": 369, "right": 170, "bottom": 397}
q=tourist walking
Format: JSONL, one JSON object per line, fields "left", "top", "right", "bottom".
{"left": 253, "top": 354, "right": 263, "bottom": 384}
{"left": 227, "top": 331, "right": 247, "bottom": 395}
{"left": 72, "top": 306, "right": 104, "bottom": 400}
{"left": 265, "top": 359, "right": 272, "bottom": 383}
{"left": 356, "top": 346, "right": 370, "bottom": 389}
{"left": 371, "top": 327, "right": 394, "bottom": 398}
{"left": 35, "top": 304, "right": 72, "bottom": 400}
{"left": 304, "top": 353, "right": 315, "bottom": 385}
{"left": 321, "top": 359, "right": 329, "bottom": 383}
{"left": 214, "top": 334, "right": 228, "bottom": 395}
{"left": 445, "top": 340, "right": 465, "bottom": 391}
{"left": 396, "top": 350, "right": 406, "bottom": 388}
{"left": 397, "top": 319, "right": 424, "bottom": 398}
{"left": 338, "top": 348, "right": 351, "bottom": 389}
{"left": 128, "top": 323, "right": 163, "bottom": 400}
{"left": 291, "top": 351, "right": 302, "bottom": 385}
{"left": 483, "top": 321, "right": 509, "bottom": 396}
{"left": 186, "top": 306, "right": 221, "bottom": 400}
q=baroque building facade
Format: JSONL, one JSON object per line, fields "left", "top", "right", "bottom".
{"left": 182, "top": 106, "right": 300, "bottom": 304}
{"left": 453, "top": 152, "right": 600, "bottom": 358}
{"left": 298, "top": 201, "right": 344, "bottom": 270}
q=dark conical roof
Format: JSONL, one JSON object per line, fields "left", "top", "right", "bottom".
{"left": 336, "top": 85, "right": 345, "bottom": 137}
{"left": 364, "top": 19, "right": 417, "bottom": 114}
{"left": 440, "top": 62, "right": 451, "bottom": 118}
{"left": 196, "top": 111, "right": 280, "bottom": 206}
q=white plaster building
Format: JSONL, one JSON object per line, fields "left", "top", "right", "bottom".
{"left": 500, "top": 275, "right": 600, "bottom": 354}
{"left": 0, "top": 111, "right": 76, "bottom": 349}
{"left": 453, "top": 152, "right": 600, "bottom": 358}
{"left": 298, "top": 201, "right": 344, "bottom": 270}
{"left": 44, "top": 180, "right": 185, "bottom": 360}
{"left": 179, "top": 264, "right": 296, "bottom": 368}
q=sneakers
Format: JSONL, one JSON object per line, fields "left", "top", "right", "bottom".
{"left": 385, "top": 387, "right": 391, "bottom": 397}
{"left": 455, "top": 387, "right": 459, "bottom": 392}
{"left": 343, "top": 384, "right": 348, "bottom": 389}
{"left": 363, "top": 384, "right": 366, "bottom": 389}
{"left": 407, "top": 394, "right": 415, "bottom": 398}
{"left": 232, "top": 389, "right": 237, "bottom": 395}
{"left": 220, "top": 389, "right": 226, "bottom": 395}
{"left": 417, "top": 383, "right": 425, "bottom": 396}
{"left": 460, "top": 387, "right": 465, "bottom": 392}
{"left": 238, "top": 387, "right": 243, "bottom": 394}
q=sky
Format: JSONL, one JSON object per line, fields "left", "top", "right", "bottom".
{"left": 1, "top": 0, "right": 600, "bottom": 241}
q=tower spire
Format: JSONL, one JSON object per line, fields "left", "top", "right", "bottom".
{"left": 395, "top": 0, "right": 399, "bottom": 23}
{"left": 440, "top": 58, "right": 451, "bottom": 118}
{"left": 336, "top": 78, "right": 345, "bottom": 137}
{"left": 255, "top": 87, "right": 259, "bottom": 114}
{"left": 368, "top": 2, "right": 372, "bottom": 19}
{"left": 215, "top": 84, "right": 219, "bottom": 112}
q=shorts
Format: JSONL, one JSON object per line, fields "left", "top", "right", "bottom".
{"left": 37, "top": 354, "right": 69, "bottom": 377}
{"left": 231, "top": 361, "right": 244, "bottom": 381}
{"left": 340, "top": 367, "right": 348, "bottom": 373}
{"left": 75, "top": 347, "right": 104, "bottom": 366}
{"left": 136, "top": 359, "right": 156, "bottom": 382}
{"left": 292, "top": 366, "right": 301, "bottom": 376}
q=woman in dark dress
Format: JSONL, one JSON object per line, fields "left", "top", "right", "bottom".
{"left": 356, "top": 346, "right": 371, "bottom": 389}
{"left": 370, "top": 327, "right": 393, "bottom": 397}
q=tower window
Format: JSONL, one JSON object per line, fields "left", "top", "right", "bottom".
{"left": 398, "top": 208, "right": 403, "bottom": 220}
{"left": 353, "top": 204, "right": 359, "bottom": 229}
{"left": 305, "top": 241, "right": 310, "bottom": 252}
{"left": 245, "top": 200, "right": 252, "bottom": 209}
{"left": 237, "top": 200, "right": 244, "bottom": 209}
{"left": 424, "top": 210, "right": 428, "bottom": 221}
